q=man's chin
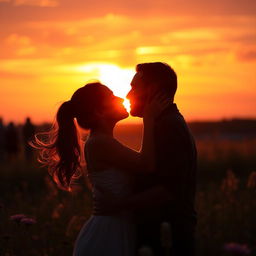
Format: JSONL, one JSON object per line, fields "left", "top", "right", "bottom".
{"left": 129, "top": 108, "right": 143, "bottom": 118}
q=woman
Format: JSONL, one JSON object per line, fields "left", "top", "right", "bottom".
{"left": 33, "top": 82, "right": 168, "bottom": 256}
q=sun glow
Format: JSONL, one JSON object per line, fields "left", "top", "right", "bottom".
{"left": 99, "top": 64, "right": 134, "bottom": 112}
{"left": 75, "top": 63, "right": 135, "bottom": 112}
{"left": 123, "top": 98, "right": 131, "bottom": 113}
{"left": 1, "top": 3, "right": 256, "bottom": 124}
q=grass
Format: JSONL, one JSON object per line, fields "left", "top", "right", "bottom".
{"left": 1, "top": 138, "right": 256, "bottom": 255}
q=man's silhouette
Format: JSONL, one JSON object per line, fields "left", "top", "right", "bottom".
{"left": 125, "top": 62, "right": 197, "bottom": 256}
{"left": 94, "top": 62, "right": 197, "bottom": 256}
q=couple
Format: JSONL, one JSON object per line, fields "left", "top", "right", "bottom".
{"left": 36, "top": 62, "right": 197, "bottom": 256}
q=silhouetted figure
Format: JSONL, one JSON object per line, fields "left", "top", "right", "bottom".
{"left": 95, "top": 62, "right": 197, "bottom": 256}
{"left": 22, "top": 117, "right": 35, "bottom": 161}
{"left": 0, "top": 118, "right": 5, "bottom": 161}
{"left": 4, "top": 122, "right": 19, "bottom": 161}
{"left": 126, "top": 63, "right": 197, "bottom": 256}
{"left": 31, "top": 82, "right": 166, "bottom": 256}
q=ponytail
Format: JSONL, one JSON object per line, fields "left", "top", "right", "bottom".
{"left": 32, "top": 101, "right": 81, "bottom": 191}
{"left": 31, "top": 82, "right": 108, "bottom": 191}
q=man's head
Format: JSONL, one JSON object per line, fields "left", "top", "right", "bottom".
{"left": 126, "top": 62, "right": 177, "bottom": 117}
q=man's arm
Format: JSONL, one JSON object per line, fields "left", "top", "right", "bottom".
{"left": 118, "top": 117, "right": 188, "bottom": 212}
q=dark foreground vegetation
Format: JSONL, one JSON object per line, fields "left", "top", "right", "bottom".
{"left": 0, "top": 119, "right": 256, "bottom": 255}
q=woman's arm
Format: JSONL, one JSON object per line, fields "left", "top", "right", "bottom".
{"left": 88, "top": 128, "right": 154, "bottom": 173}
{"left": 89, "top": 94, "right": 169, "bottom": 173}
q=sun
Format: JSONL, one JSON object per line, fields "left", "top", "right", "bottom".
{"left": 98, "top": 64, "right": 134, "bottom": 112}
{"left": 122, "top": 98, "right": 131, "bottom": 113}
{"left": 98, "top": 64, "right": 134, "bottom": 97}
{"left": 75, "top": 63, "right": 135, "bottom": 112}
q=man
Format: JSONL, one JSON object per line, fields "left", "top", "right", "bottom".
{"left": 96, "top": 62, "right": 197, "bottom": 256}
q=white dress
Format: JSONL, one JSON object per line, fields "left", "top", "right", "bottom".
{"left": 73, "top": 169, "right": 136, "bottom": 256}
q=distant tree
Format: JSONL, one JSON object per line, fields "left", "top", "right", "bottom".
{"left": 22, "top": 117, "right": 35, "bottom": 161}
{"left": 4, "top": 122, "right": 19, "bottom": 161}
{"left": 0, "top": 117, "right": 5, "bottom": 161}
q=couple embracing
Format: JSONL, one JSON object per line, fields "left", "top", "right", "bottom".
{"left": 35, "top": 62, "right": 197, "bottom": 256}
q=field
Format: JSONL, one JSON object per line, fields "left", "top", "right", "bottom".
{"left": 1, "top": 121, "right": 256, "bottom": 256}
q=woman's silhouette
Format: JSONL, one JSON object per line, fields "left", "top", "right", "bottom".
{"left": 32, "top": 82, "right": 168, "bottom": 256}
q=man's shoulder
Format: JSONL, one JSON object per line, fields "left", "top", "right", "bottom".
{"left": 157, "top": 107, "right": 187, "bottom": 132}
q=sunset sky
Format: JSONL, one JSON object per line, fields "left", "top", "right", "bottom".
{"left": 0, "top": 0, "right": 256, "bottom": 124}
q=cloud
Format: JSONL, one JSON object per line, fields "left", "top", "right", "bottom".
{"left": 0, "top": 0, "right": 58, "bottom": 6}
{"left": 5, "top": 33, "right": 31, "bottom": 45}
{"left": 13, "top": 0, "right": 59, "bottom": 7}
{"left": 237, "top": 50, "right": 256, "bottom": 62}
{"left": 4, "top": 34, "right": 37, "bottom": 56}
{"left": 46, "top": 0, "right": 256, "bottom": 15}
{"left": 1, "top": 1, "right": 256, "bottom": 29}
{"left": 1, "top": 14, "right": 254, "bottom": 67}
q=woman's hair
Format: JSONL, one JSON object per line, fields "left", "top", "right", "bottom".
{"left": 31, "top": 82, "right": 108, "bottom": 191}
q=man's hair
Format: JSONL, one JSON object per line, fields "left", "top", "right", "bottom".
{"left": 136, "top": 62, "right": 177, "bottom": 99}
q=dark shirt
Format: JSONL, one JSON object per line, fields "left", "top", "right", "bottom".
{"left": 135, "top": 103, "right": 197, "bottom": 230}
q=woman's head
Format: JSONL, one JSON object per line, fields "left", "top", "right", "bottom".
{"left": 69, "top": 82, "right": 128, "bottom": 129}
{"left": 32, "top": 82, "right": 128, "bottom": 191}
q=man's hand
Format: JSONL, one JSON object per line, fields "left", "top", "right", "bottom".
{"left": 92, "top": 185, "right": 124, "bottom": 215}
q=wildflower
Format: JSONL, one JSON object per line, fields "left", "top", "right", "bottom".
{"left": 10, "top": 214, "right": 26, "bottom": 223}
{"left": 221, "top": 169, "right": 239, "bottom": 193}
{"left": 224, "top": 242, "right": 251, "bottom": 255}
{"left": 51, "top": 203, "right": 64, "bottom": 219}
{"left": 21, "top": 217, "right": 37, "bottom": 226}
{"left": 247, "top": 171, "right": 256, "bottom": 189}
{"left": 161, "top": 222, "right": 172, "bottom": 248}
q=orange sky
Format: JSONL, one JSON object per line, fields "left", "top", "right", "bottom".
{"left": 0, "top": 0, "right": 256, "bottom": 124}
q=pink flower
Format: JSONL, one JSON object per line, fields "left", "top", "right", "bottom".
{"left": 221, "top": 169, "right": 239, "bottom": 193}
{"left": 20, "top": 217, "right": 37, "bottom": 225}
{"left": 247, "top": 171, "right": 256, "bottom": 189}
{"left": 10, "top": 214, "right": 26, "bottom": 223}
{"left": 51, "top": 203, "right": 64, "bottom": 219}
{"left": 224, "top": 242, "right": 251, "bottom": 255}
